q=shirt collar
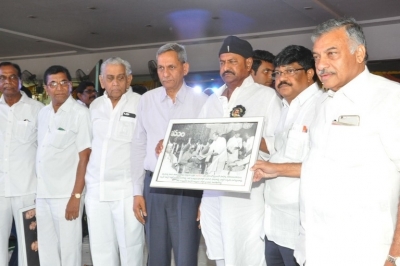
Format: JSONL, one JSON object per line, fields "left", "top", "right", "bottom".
{"left": 103, "top": 88, "right": 129, "bottom": 103}
{"left": 283, "top": 82, "right": 320, "bottom": 107}
{"left": 326, "top": 66, "right": 368, "bottom": 104}
{"left": 54, "top": 95, "right": 74, "bottom": 113}
{"left": 339, "top": 67, "right": 369, "bottom": 104}
{"left": 159, "top": 82, "right": 188, "bottom": 103}
{"left": 0, "top": 91, "right": 27, "bottom": 105}
{"left": 214, "top": 75, "right": 254, "bottom": 97}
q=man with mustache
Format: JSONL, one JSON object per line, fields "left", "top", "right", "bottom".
{"left": 252, "top": 17, "right": 400, "bottom": 266}
{"left": 36, "top": 65, "right": 91, "bottom": 265}
{"left": 0, "top": 62, "right": 43, "bottom": 266}
{"left": 76, "top": 81, "right": 97, "bottom": 107}
{"left": 251, "top": 45, "right": 321, "bottom": 266}
{"left": 132, "top": 43, "right": 208, "bottom": 266}
{"left": 199, "top": 36, "right": 281, "bottom": 266}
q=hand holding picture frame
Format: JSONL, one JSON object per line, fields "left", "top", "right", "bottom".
{"left": 150, "top": 117, "right": 264, "bottom": 193}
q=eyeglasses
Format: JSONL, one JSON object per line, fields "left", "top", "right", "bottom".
{"left": 0, "top": 75, "right": 19, "bottom": 83}
{"left": 46, "top": 80, "right": 71, "bottom": 89}
{"left": 83, "top": 89, "right": 96, "bottom": 94}
{"left": 272, "top": 68, "right": 305, "bottom": 79}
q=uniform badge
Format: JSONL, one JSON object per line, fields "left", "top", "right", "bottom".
{"left": 230, "top": 105, "right": 246, "bottom": 117}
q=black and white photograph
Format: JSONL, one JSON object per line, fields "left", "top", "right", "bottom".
{"left": 19, "top": 205, "right": 40, "bottom": 266}
{"left": 151, "top": 117, "right": 264, "bottom": 193}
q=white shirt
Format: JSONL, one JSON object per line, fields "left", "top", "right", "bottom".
{"left": 0, "top": 92, "right": 43, "bottom": 197}
{"left": 77, "top": 99, "right": 87, "bottom": 107}
{"left": 131, "top": 83, "right": 208, "bottom": 196}
{"left": 295, "top": 68, "right": 400, "bottom": 266}
{"left": 264, "top": 82, "right": 321, "bottom": 249}
{"left": 199, "top": 76, "right": 281, "bottom": 158}
{"left": 85, "top": 89, "right": 141, "bottom": 201}
{"left": 36, "top": 96, "right": 92, "bottom": 198}
{"left": 200, "top": 75, "right": 281, "bottom": 197}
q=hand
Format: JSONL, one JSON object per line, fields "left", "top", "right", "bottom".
{"left": 212, "top": 152, "right": 219, "bottom": 156}
{"left": 196, "top": 204, "right": 201, "bottom": 229}
{"left": 155, "top": 139, "right": 164, "bottom": 156}
{"left": 251, "top": 160, "right": 279, "bottom": 181}
{"left": 133, "top": 196, "right": 147, "bottom": 224}
{"left": 65, "top": 197, "right": 80, "bottom": 221}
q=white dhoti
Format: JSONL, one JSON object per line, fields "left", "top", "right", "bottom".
{"left": 85, "top": 196, "right": 145, "bottom": 266}
{"left": 36, "top": 197, "right": 84, "bottom": 266}
{"left": 201, "top": 182, "right": 266, "bottom": 266}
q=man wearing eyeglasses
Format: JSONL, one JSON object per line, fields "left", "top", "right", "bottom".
{"left": 84, "top": 57, "right": 145, "bottom": 266}
{"left": 251, "top": 45, "right": 321, "bottom": 266}
{"left": 199, "top": 36, "right": 281, "bottom": 266}
{"left": 76, "top": 80, "right": 97, "bottom": 108}
{"left": 35, "top": 65, "right": 92, "bottom": 266}
{"left": 0, "top": 62, "right": 44, "bottom": 266}
{"left": 251, "top": 49, "right": 275, "bottom": 88}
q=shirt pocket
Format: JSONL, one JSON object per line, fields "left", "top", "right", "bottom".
{"left": 284, "top": 129, "right": 309, "bottom": 162}
{"left": 114, "top": 117, "right": 136, "bottom": 142}
{"left": 49, "top": 129, "right": 77, "bottom": 150}
{"left": 15, "top": 121, "right": 36, "bottom": 143}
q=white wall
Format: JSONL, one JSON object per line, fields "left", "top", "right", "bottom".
{"left": 12, "top": 22, "right": 400, "bottom": 79}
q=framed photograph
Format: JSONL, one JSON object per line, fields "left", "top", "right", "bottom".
{"left": 19, "top": 205, "right": 40, "bottom": 266}
{"left": 150, "top": 117, "right": 264, "bottom": 193}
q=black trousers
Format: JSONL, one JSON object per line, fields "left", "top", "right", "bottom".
{"left": 144, "top": 171, "right": 202, "bottom": 266}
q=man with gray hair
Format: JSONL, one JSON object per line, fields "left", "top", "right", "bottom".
{"left": 252, "top": 17, "right": 400, "bottom": 266}
{"left": 132, "top": 43, "right": 208, "bottom": 265}
{"left": 85, "top": 57, "right": 144, "bottom": 266}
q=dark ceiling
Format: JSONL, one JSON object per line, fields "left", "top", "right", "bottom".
{"left": 1, "top": 0, "right": 400, "bottom": 61}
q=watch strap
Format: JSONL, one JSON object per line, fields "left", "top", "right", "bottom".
{"left": 387, "top": 255, "right": 399, "bottom": 265}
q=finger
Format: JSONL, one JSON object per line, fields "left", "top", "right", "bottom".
{"left": 251, "top": 160, "right": 264, "bottom": 171}
{"left": 253, "top": 171, "right": 261, "bottom": 182}
{"left": 133, "top": 207, "right": 142, "bottom": 223}
{"left": 197, "top": 207, "right": 201, "bottom": 229}
{"left": 141, "top": 202, "right": 147, "bottom": 217}
{"left": 196, "top": 208, "right": 201, "bottom": 221}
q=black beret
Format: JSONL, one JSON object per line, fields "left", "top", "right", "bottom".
{"left": 219, "top": 36, "right": 253, "bottom": 58}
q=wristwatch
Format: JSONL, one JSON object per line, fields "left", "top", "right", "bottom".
{"left": 71, "top": 193, "right": 81, "bottom": 199}
{"left": 387, "top": 255, "right": 400, "bottom": 265}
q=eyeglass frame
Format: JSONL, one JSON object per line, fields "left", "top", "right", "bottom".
{"left": 82, "top": 89, "right": 97, "bottom": 94}
{"left": 46, "top": 80, "right": 71, "bottom": 89}
{"left": 272, "top": 68, "right": 305, "bottom": 79}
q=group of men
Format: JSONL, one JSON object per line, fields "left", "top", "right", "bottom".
{"left": 1, "top": 16, "right": 400, "bottom": 266}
